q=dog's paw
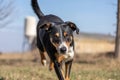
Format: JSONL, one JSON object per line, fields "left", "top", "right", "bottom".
{"left": 49, "top": 66, "right": 54, "bottom": 71}
{"left": 49, "top": 62, "right": 54, "bottom": 71}
{"left": 41, "top": 59, "right": 47, "bottom": 66}
{"left": 49, "top": 68, "right": 52, "bottom": 71}
{"left": 65, "top": 77, "right": 70, "bottom": 80}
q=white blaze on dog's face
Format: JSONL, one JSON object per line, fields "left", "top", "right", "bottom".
{"left": 49, "top": 24, "right": 75, "bottom": 59}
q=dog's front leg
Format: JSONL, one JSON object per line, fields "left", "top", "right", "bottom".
{"left": 49, "top": 59, "right": 65, "bottom": 79}
{"left": 49, "top": 54, "right": 64, "bottom": 71}
{"left": 65, "top": 60, "right": 73, "bottom": 80}
{"left": 49, "top": 60, "right": 54, "bottom": 71}
{"left": 60, "top": 64, "right": 65, "bottom": 80}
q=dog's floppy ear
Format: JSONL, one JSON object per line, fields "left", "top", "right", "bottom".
{"left": 39, "top": 22, "right": 54, "bottom": 31}
{"left": 65, "top": 21, "right": 79, "bottom": 34}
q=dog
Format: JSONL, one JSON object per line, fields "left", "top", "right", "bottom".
{"left": 31, "top": 0, "right": 79, "bottom": 80}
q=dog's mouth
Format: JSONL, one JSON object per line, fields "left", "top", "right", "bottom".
{"left": 56, "top": 46, "right": 74, "bottom": 63}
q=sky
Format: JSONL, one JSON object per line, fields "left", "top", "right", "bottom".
{"left": 0, "top": 0, "right": 117, "bottom": 52}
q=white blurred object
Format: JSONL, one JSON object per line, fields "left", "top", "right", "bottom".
{"left": 25, "top": 16, "right": 37, "bottom": 38}
{"left": 23, "top": 16, "right": 37, "bottom": 51}
{"left": 24, "top": 16, "right": 37, "bottom": 44}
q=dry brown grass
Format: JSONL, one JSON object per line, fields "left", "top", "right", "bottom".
{"left": 75, "top": 37, "right": 115, "bottom": 54}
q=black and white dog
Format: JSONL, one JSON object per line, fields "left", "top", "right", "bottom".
{"left": 31, "top": 0, "right": 79, "bottom": 80}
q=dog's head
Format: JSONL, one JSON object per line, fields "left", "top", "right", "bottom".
{"left": 40, "top": 21, "right": 79, "bottom": 55}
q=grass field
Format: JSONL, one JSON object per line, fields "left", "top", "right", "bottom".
{"left": 0, "top": 53, "right": 120, "bottom": 80}
{"left": 0, "top": 38, "right": 120, "bottom": 80}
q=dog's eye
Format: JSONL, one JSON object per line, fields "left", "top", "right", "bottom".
{"left": 52, "top": 36, "right": 60, "bottom": 44}
{"left": 53, "top": 39, "right": 60, "bottom": 44}
{"left": 66, "top": 37, "right": 72, "bottom": 42}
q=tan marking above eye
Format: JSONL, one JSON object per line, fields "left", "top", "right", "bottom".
{"left": 64, "top": 32, "right": 67, "bottom": 36}
{"left": 55, "top": 33, "right": 59, "bottom": 37}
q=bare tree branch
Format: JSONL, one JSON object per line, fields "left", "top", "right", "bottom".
{"left": 0, "top": 0, "right": 14, "bottom": 28}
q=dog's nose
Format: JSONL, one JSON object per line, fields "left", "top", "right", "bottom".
{"left": 60, "top": 47, "right": 67, "bottom": 53}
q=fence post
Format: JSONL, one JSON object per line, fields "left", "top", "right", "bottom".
{"left": 115, "top": 0, "right": 120, "bottom": 59}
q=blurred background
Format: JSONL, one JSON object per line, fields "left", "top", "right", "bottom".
{"left": 0, "top": 0, "right": 120, "bottom": 80}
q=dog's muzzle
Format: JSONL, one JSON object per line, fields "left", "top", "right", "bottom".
{"left": 60, "top": 46, "right": 67, "bottom": 53}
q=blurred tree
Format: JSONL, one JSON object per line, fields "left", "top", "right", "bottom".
{"left": 115, "top": 0, "right": 120, "bottom": 59}
{"left": 0, "top": 0, "right": 14, "bottom": 28}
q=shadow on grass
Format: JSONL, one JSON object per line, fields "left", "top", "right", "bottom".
{"left": 0, "top": 59, "right": 39, "bottom": 65}
{"left": 75, "top": 51, "right": 115, "bottom": 64}
{"left": 95, "top": 51, "right": 115, "bottom": 57}
{"left": 78, "top": 60, "right": 96, "bottom": 64}
{"left": 0, "top": 77, "right": 5, "bottom": 80}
